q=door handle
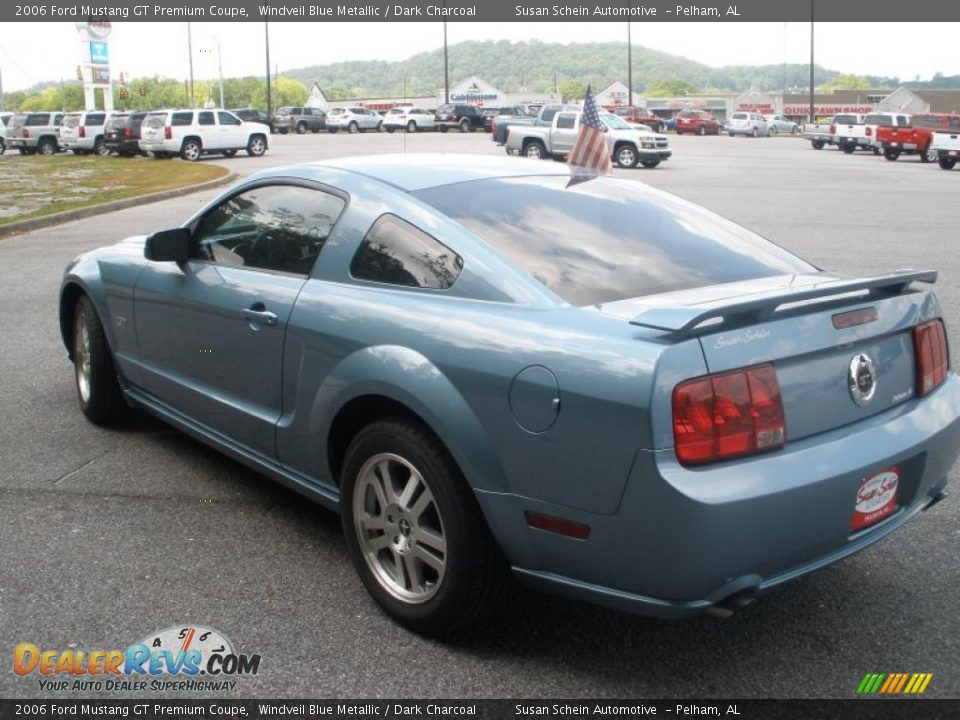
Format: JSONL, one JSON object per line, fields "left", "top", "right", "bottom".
{"left": 243, "top": 305, "right": 278, "bottom": 327}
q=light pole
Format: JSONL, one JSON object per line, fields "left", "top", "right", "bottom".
{"left": 209, "top": 34, "right": 224, "bottom": 108}
{"left": 443, "top": 19, "right": 449, "bottom": 104}
{"left": 627, "top": 22, "right": 633, "bottom": 107}
{"left": 809, "top": 0, "right": 815, "bottom": 123}
{"left": 187, "top": 22, "right": 195, "bottom": 108}
{"left": 264, "top": 22, "right": 272, "bottom": 117}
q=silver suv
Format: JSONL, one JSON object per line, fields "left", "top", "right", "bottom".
{"left": 6, "top": 112, "right": 64, "bottom": 155}
{"left": 727, "top": 112, "right": 770, "bottom": 138}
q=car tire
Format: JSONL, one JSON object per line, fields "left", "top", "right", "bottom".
{"left": 439, "top": 125, "right": 448, "bottom": 133}
{"left": 407, "top": 121, "right": 417, "bottom": 133}
{"left": 641, "top": 160, "right": 661, "bottom": 168}
{"left": 296, "top": 122, "right": 307, "bottom": 135}
{"left": 0, "top": 138, "right": 5, "bottom": 155}
{"left": 311, "top": 128, "right": 319, "bottom": 134}
{"left": 921, "top": 147, "right": 937, "bottom": 164}
{"left": 340, "top": 418, "right": 509, "bottom": 636}
{"left": 38, "top": 138, "right": 57, "bottom": 156}
{"left": 279, "top": 128, "right": 289, "bottom": 135}
{"left": 770, "top": 126, "right": 778, "bottom": 135}
{"left": 811, "top": 140, "right": 825, "bottom": 150}
{"left": 180, "top": 139, "right": 202, "bottom": 161}
{"left": 246, "top": 135, "right": 267, "bottom": 157}
{"left": 72, "top": 295, "right": 127, "bottom": 425}
{"left": 729, "top": 131, "right": 735, "bottom": 137}
{"left": 459, "top": 119, "right": 470, "bottom": 133}
{"left": 751, "top": 127, "right": 759, "bottom": 138}
{"left": 791, "top": 126, "right": 799, "bottom": 135}
{"left": 939, "top": 157, "right": 956, "bottom": 170}
{"left": 615, "top": 144, "right": 638, "bottom": 169}
{"left": 328, "top": 128, "right": 337, "bottom": 134}
{"left": 883, "top": 147, "right": 901, "bottom": 161}
{"left": 385, "top": 127, "right": 395, "bottom": 133}
{"left": 94, "top": 138, "right": 110, "bottom": 157}
{"left": 523, "top": 140, "right": 546, "bottom": 159}
{"left": 676, "top": 130, "right": 683, "bottom": 135}
{"left": 842, "top": 143, "right": 855, "bottom": 154}
{"left": 698, "top": 126, "right": 706, "bottom": 136}
{"left": 348, "top": 121, "right": 359, "bottom": 134}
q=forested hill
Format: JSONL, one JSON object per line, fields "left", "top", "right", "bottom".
{"left": 282, "top": 39, "right": 896, "bottom": 98}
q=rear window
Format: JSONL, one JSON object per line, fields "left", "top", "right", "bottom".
{"left": 62, "top": 115, "right": 82, "bottom": 128}
{"left": 834, "top": 115, "right": 860, "bottom": 125}
{"left": 106, "top": 115, "right": 130, "bottom": 131}
{"left": 731, "top": 113, "right": 748, "bottom": 120}
{"left": 146, "top": 113, "right": 167, "bottom": 128}
{"left": 415, "top": 176, "right": 814, "bottom": 306}
{"left": 864, "top": 114, "right": 892, "bottom": 125}
{"left": 913, "top": 115, "right": 943, "bottom": 129}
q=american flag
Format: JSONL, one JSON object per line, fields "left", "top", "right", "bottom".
{"left": 568, "top": 85, "right": 612, "bottom": 174}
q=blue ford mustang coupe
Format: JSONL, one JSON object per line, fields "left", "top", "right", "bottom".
{"left": 60, "top": 154, "right": 959, "bottom": 634}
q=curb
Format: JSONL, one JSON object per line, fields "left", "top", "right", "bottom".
{"left": 0, "top": 168, "right": 238, "bottom": 240}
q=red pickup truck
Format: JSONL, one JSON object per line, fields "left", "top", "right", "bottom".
{"left": 875, "top": 114, "right": 960, "bottom": 162}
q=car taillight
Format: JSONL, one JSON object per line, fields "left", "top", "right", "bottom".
{"left": 164, "top": 126, "right": 172, "bottom": 140}
{"left": 672, "top": 364, "right": 786, "bottom": 466}
{"left": 830, "top": 123, "right": 836, "bottom": 134}
{"left": 914, "top": 320, "right": 949, "bottom": 397}
{"left": 865, "top": 126, "right": 872, "bottom": 136}
{"left": 79, "top": 126, "right": 86, "bottom": 138}
{"left": 124, "top": 128, "right": 132, "bottom": 140}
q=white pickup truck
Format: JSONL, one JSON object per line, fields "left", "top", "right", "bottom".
{"left": 831, "top": 113, "right": 868, "bottom": 154}
{"left": 504, "top": 110, "right": 671, "bottom": 169}
{"left": 859, "top": 112, "right": 911, "bottom": 153}
{"left": 803, "top": 120, "right": 834, "bottom": 150}
{"left": 931, "top": 127, "right": 960, "bottom": 170}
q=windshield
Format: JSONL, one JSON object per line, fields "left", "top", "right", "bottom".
{"left": 415, "top": 176, "right": 814, "bottom": 306}
{"left": 600, "top": 114, "right": 632, "bottom": 131}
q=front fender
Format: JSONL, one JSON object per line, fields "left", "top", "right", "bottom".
{"left": 279, "top": 344, "right": 509, "bottom": 495}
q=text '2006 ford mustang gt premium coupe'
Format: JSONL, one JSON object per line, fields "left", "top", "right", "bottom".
{"left": 60, "top": 155, "right": 959, "bottom": 634}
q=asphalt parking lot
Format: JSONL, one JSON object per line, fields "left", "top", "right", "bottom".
{"left": 1, "top": 132, "right": 958, "bottom": 699}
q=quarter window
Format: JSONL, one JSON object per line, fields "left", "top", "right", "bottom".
{"left": 350, "top": 214, "right": 463, "bottom": 290}
{"left": 192, "top": 185, "right": 346, "bottom": 276}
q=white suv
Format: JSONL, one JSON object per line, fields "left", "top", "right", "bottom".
{"left": 139, "top": 108, "right": 269, "bottom": 161}
{"left": 59, "top": 110, "right": 114, "bottom": 156}
{"left": 0, "top": 114, "right": 7, "bottom": 155}
{"left": 328, "top": 107, "right": 382, "bottom": 134}
{"left": 381, "top": 107, "right": 437, "bottom": 133}
{"left": 727, "top": 112, "right": 770, "bottom": 137}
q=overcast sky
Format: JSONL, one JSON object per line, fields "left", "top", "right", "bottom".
{"left": 1, "top": 22, "right": 958, "bottom": 92}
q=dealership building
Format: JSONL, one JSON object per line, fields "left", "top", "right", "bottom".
{"left": 306, "top": 78, "right": 960, "bottom": 121}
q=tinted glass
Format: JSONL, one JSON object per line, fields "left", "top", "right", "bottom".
{"left": 198, "top": 111, "right": 215, "bottom": 126}
{"left": 171, "top": 112, "right": 193, "bottom": 126}
{"left": 951, "top": 117, "right": 960, "bottom": 130}
{"left": 106, "top": 115, "right": 130, "bottom": 131}
{"left": 146, "top": 113, "right": 166, "bottom": 128}
{"left": 62, "top": 115, "right": 81, "bottom": 128}
{"left": 864, "top": 114, "right": 891, "bottom": 125}
{"left": 555, "top": 114, "right": 576, "bottom": 129}
{"left": 218, "top": 111, "right": 241, "bottom": 126}
{"left": 415, "top": 176, "right": 814, "bottom": 306}
{"left": 913, "top": 115, "right": 943, "bottom": 129}
{"left": 193, "top": 185, "right": 346, "bottom": 276}
{"left": 834, "top": 114, "right": 860, "bottom": 124}
{"left": 86, "top": 113, "right": 106, "bottom": 126}
{"left": 26, "top": 114, "right": 50, "bottom": 126}
{"left": 351, "top": 214, "right": 463, "bottom": 290}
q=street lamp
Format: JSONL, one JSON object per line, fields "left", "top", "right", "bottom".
{"left": 203, "top": 34, "right": 225, "bottom": 108}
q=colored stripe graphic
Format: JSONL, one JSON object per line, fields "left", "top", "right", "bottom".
{"left": 857, "top": 672, "right": 932, "bottom": 694}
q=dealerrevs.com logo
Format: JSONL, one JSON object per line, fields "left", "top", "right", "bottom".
{"left": 13, "top": 625, "right": 261, "bottom": 693}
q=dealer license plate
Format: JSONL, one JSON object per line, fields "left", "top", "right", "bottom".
{"left": 851, "top": 466, "right": 899, "bottom": 531}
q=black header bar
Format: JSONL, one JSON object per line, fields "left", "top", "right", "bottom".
{"left": 7, "top": 0, "right": 960, "bottom": 23}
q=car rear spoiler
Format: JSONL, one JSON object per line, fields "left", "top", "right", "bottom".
{"left": 630, "top": 270, "right": 937, "bottom": 334}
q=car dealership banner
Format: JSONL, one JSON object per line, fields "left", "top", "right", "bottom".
{"left": 6, "top": 0, "right": 960, "bottom": 22}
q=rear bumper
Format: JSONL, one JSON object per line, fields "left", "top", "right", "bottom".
{"left": 478, "top": 374, "right": 960, "bottom": 617}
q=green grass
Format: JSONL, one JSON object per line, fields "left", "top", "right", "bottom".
{"left": 0, "top": 154, "right": 228, "bottom": 227}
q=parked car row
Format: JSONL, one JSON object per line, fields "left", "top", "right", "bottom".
{"left": 803, "top": 111, "right": 960, "bottom": 169}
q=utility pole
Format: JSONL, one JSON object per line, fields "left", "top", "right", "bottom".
{"left": 443, "top": 19, "right": 449, "bottom": 104}
{"left": 627, "top": 22, "right": 633, "bottom": 107}
{"left": 264, "top": 22, "right": 272, "bottom": 117}
{"left": 0, "top": 65, "right": 4, "bottom": 112}
{"left": 187, "top": 22, "right": 195, "bottom": 108}
{"left": 809, "top": 0, "right": 815, "bottom": 123}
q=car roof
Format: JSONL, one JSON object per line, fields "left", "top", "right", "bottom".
{"left": 291, "top": 153, "right": 575, "bottom": 192}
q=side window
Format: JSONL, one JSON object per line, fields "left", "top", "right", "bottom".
{"left": 218, "top": 111, "right": 241, "bottom": 126}
{"left": 951, "top": 117, "right": 960, "bottom": 131}
{"left": 351, "top": 214, "right": 463, "bottom": 290}
{"left": 86, "top": 113, "right": 106, "bottom": 126}
{"left": 171, "top": 112, "right": 193, "bottom": 127}
{"left": 556, "top": 113, "right": 576, "bottom": 130}
{"left": 192, "top": 185, "right": 346, "bottom": 276}
{"left": 198, "top": 112, "right": 215, "bottom": 126}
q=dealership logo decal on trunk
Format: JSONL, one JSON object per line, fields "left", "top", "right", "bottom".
{"left": 851, "top": 467, "right": 899, "bottom": 531}
{"left": 12, "top": 625, "right": 260, "bottom": 693}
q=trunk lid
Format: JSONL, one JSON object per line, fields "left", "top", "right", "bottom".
{"left": 611, "top": 271, "right": 936, "bottom": 443}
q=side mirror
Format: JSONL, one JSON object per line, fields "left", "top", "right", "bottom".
{"left": 145, "top": 228, "right": 190, "bottom": 263}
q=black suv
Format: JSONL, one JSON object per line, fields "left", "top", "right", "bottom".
{"left": 103, "top": 111, "right": 149, "bottom": 156}
{"left": 435, "top": 104, "right": 484, "bottom": 133}
{"left": 272, "top": 106, "right": 326, "bottom": 134}
{"left": 232, "top": 107, "right": 274, "bottom": 133}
